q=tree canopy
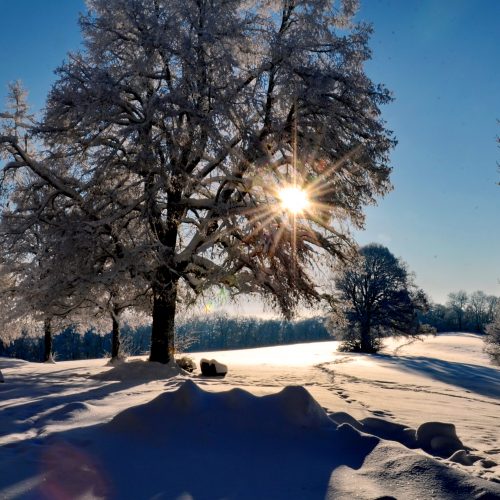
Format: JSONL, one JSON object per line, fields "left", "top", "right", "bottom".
{"left": 0, "top": 0, "right": 394, "bottom": 363}
{"left": 331, "top": 243, "right": 428, "bottom": 352}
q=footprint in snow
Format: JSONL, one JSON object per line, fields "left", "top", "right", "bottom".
{"left": 485, "top": 448, "right": 500, "bottom": 454}
{"left": 371, "top": 410, "right": 395, "bottom": 418}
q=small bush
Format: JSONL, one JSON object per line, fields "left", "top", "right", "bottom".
{"left": 176, "top": 355, "right": 197, "bottom": 373}
{"left": 338, "top": 338, "right": 381, "bottom": 353}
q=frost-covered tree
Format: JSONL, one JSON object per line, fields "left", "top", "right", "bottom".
{"left": 0, "top": 82, "right": 70, "bottom": 361}
{"left": 485, "top": 303, "right": 500, "bottom": 365}
{"left": 1, "top": 0, "right": 394, "bottom": 363}
{"left": 331, "top": 244, "right": 428, "bottom": 353}
{"left": 0, "top": 83, "right": 150, "bottom": 362}
{"left": 0, "top": 170, "right": 88, "bottom": 361}
{"left": 0, "top": 167, "right": 151, "bottom": 362}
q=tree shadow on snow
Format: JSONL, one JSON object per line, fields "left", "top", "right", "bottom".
{"left": 0, "top": 370, "right": 183, "bottom": 443}
{"left": 375, "top": 355, "right": 500, "bottom": 399}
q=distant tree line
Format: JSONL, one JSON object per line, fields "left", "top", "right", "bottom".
{"left": 0, "top": 316, "right": 330, "bottom": 363}
{"left": 177, "top": 316, "right": 330, "bottom": 352}
{"left": 418, "top": 290, "right": 498, "bottom": 334}
{"left": 1, "top": 287, "right": 498, "bottom": 363}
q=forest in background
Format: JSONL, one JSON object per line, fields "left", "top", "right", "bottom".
{"left": 1, "top": 289, "right": 497, "bottom": 363}
{"left": 0, "top": 316, "right": 330, "bottom": 362}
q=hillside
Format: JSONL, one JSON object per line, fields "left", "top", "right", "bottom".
{"left": 1, "top": 333, "right": 499, "bottom": 499}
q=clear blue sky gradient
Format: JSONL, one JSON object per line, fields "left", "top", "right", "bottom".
{"left": 0, "top": 0, "right": 498, "bottom": 305}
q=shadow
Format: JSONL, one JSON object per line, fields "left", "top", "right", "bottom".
{"left": 375, "top": 354, "right": 500, "bottom": 399}
{"left": 0, "top": 383, "right": 380, "bottom": 500}
{"left": 0, "top": 357, "right": 31, "bottom": 369}
{"left": 0, "top": 367, "right": 182, "bottom": 442}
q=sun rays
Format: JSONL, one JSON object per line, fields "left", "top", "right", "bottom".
{"left": 278, "top": 185, "right": 310, "bottom": 214}
{"left": 194, "top": 131, "right": 363, "bottom": 285}
{"left": 229, "top": 142, "right": 363, "bottom": 274}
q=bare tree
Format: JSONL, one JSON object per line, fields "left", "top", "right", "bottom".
{"left": 1, "top": 0, "right": 394, "bottom": 363}
{"left": 447, "top": 290, "right": 468, "bottom": 331}
{"left": 485, "top": 294, "right": 498, "bottom": 324}
{"left": 467, "top": 291, "right": 494, "bottom": 333}
{"left": 331, "top": 244, "right": 428, "bottom": 353}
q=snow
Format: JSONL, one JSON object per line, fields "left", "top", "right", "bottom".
{"left": 1, "top": 333, "right": 499, "bottom": 499}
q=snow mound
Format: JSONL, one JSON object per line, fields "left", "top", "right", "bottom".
{"left": 91, "top": 358, "right": 183, "bottom": 381}
{"left": 39, "top": 402, "right": 95, "bottom": 424}
{"left": 330, "top": 411, "right": 490, "bottom": 468}
{"left": 82, "top": 383, "right": 500, "bottom": 498}
{"left": 416, "top": 421, "right": 465, "bottom": 458}
{"left": 448, "top": 449, "right": 483, "bottom": 466}
{"left": 110, "top": 380, "right": 336, "bottom": 437}
{"left": 330, "top": 412, "right": 418, "bottom": 450}
{"left": 341, "top": 442, "right": 500, "bottom": 500}
{"left": 105, "top": 355, "right": 127, "bottom": 366}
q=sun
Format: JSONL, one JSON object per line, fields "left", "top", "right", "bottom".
{"left": 278, "top": 186, "right": 310, "bottom": 214}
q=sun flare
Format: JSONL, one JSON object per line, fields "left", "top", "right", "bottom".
{"left": 278, "top": 186, "right": 310, "bottom": 214}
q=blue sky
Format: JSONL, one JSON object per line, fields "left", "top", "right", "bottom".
{"left": 354, "top": 0, "right": 500, "bottom": 302}
{"left": 0, "top": 0, "right": 498, "bottom": 305}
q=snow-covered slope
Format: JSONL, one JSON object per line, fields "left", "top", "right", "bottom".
{"left": 1, "top": 333, "right": 499, "bottom": 499}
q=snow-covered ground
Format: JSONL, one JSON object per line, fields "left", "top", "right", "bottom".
{"left": 1, "top": 333, "right": 499, "bottom": 499}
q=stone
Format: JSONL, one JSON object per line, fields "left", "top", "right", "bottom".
{"left": 200, "top": 358, "right": 227, "bottom": 377}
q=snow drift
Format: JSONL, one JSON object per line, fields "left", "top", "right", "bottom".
{"left": 1, "top": 335, "right": 499, "bottom": 499}
{"left": 1, "top": 380, "right": 499, "bottom": 500}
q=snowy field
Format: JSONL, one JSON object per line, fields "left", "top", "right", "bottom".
{"left": 1, "top": 333, "right": 499, "bottom": 499}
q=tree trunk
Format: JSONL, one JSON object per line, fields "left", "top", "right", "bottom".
{"left": 360, "top": 321, "right": 371, "bottom": 352}
{"left": 43, "top": 317, "right": 53, "bottom": 362}
{"left": 149, "top": 271, "right": 178, "bottom": 364}
{"left": 111, "top": 312, "right": 121, "bottom": 360}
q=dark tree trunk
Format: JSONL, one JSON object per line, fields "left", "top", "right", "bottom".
{"left": 111, "top": 312, "right": 121, "bottom": 360}
{"left": 360, "top": 320, "right": 372, "bottom": 352}
{"left": 144, "top": 158, "right": 182, "bottom": 363}
{"left": 149, "top": 271, "right": 178, "bottom": 364}
{"left": 43, "top": 317, "right": 53, "bottom": 362}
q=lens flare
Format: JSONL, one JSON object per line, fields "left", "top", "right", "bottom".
{"left": 279, "top": 186, "right": 310, "bottom": 214}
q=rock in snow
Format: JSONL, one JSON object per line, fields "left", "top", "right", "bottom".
{"left": 92, "top": 358, "right": 182, "bottom": 381}
{"left": 200, "top": 357, "right": 228, "bottom": 376}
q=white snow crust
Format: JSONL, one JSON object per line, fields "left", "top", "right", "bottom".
{"left": 0, "top": 333, "right": 499, "bottom": 499}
